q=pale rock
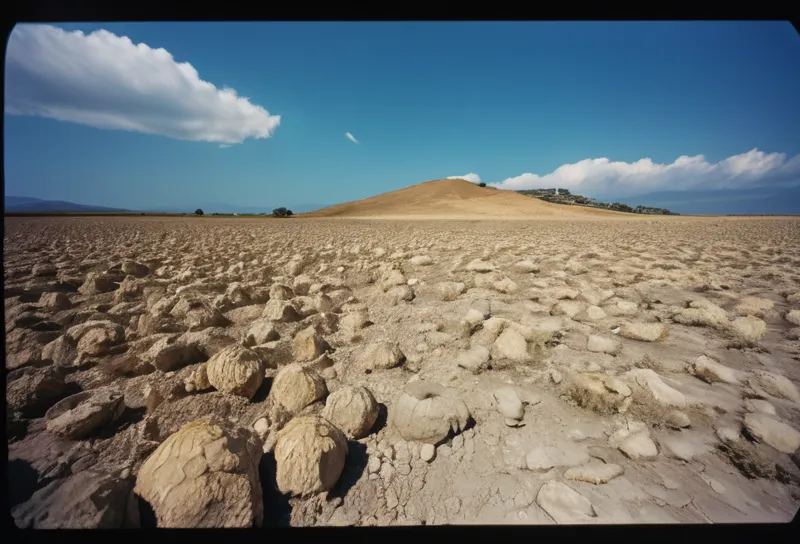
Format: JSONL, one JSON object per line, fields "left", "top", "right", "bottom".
{"left": 262, "top": 299, "right": 302, "bottom": 322}
{"left": 471, "top": 299, "right": 492, "bottom": 319}
{"left": 665, "top": 410, "right": 691, "bottom": 429}
{"left": 730, "top": 316, "right": 767, "bottom": 345}
{"left": 421, "top": 443, "right": 436, "bottom": 462}
{"left": 205, "top": 345, "right": 265, "bottom": 398}
{"left": 409, "top": 255, "right": 433, "bottom": 266}
{"left": 437, "top": 281, "right": 466, "bottom": 301}
{"left": 550, "top": 300, "right": 587, "bottom": 319}
{"left": 624, "top": 368, "right": 686, "bottom": 408}
{"left": 564, "top": 461, "right": 624, "bottom": 484}
{"left": 45, "top": 390, "right": 125, "bottom": 440}
{"left": 270, "top": 363, "right": 328, "bottom": 414}
{"left": 785, "top": 310, "right": 800, "bottom": 326}
{"left": 535, "top": 481, "right": 597, "bottom": 524}
{"left": 466, "top": 259, "right": 495, "bottom": 273}
{"left": 673, "top": 298, "right": 729, "bottom": 328}
{"left": 274, "top": 415, "right": 348, "bottom": 497}
{"left": 743, "top": 398, "right": 776, "bottom": 415}
{"left": 242, "top": 320, "right": 279, "bottom": 347}
{"left": 134, "top": 419, "right": 263, "bottom": 527}
{"left": 603, "top": 377, "right": 632, "bottom": 397}
{"left": 733, "top": 296, "right": 774, "bottom": 318}
{"left": 514, "top": 260, "right": 540, "bottom": 273}
{"left": 619, "top": 322, "right": 668, "bottom": 342}
{"left": 12, "top": 470, "right": 139, "bottom": 529}
{"left": 552, "top": 287, "right": 580, "bottom": 300}
{"left": 575, "top": 305, "right": 607, "bottom": 322}
{"left": 493, "top": 387, "right": 524, "bottom": 421}
{"left": 491, "top": 328, "right": 529, "bottom": 362}
{"left": 456, "top": 345, "right": 490, "bottom": 374}
{"left": 525, "top": 447, "right": 555, "bottom": 472}
{"left": 586, "top": 334, "right": 619, "bottom": 355}
{"left": 750, "top": 371, "right": 800, "bottom": 403}
{"left": 692, "top": 355, "right": 746, "bottom": 386}
{"left": 292, "top": 326, "right": 330, "bottom": 362}
{"left": 618, "top": 432, "right": 658, "bottom": 460}
{"left": 743, "top": 412, "right": 800, "bottom": 454}
{"left": 660, "top": 433, "right": 711, "bottom": 461}
{"left": 391, "top": 381, "right": 470, "bottom": 444}
{"left": 360, "top": 342, "right": 405, "bottom": 370}
{"left": 321, "top": 385, "right": 379, "bottom": 439}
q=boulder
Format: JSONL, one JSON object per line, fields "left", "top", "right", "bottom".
{"left": 729, "top": 316, "right": 766, "bottom": 345}
{"left": 45, "top": 389, "right": 125, "bottom": 440}
{"left": 536, "top": 481, "right": 597, "bottom": 524}
{"left": 134, "top": 419, "right": 263, "bottom": 527}
{"left": 691, "top": 355, "right": 746, "bottom": 386}
{"left": 146, "top": 335, "right": 205, "bottom": 372}
{"left": 586, "top": 334, "right": 619, "bottom": 355}
{"left": 205, "top": 345, "right": 265, "bottom": 398}
{"left": 437, "top": 281, "right": 466, "bottom": 302}
{"left": 624, "top": 368, "right": 686, "bottom": 408}
{"left": 359, "top": 342, "right": 405, "bottom": 371}
{"left": 292, "top": 326, "right": 330, "bottom": 361}
{"left": 391, "top": 381, "right": 470, "bottom": 444}
{"left": 493, "top": 387, "right": 524, "bottom": 422}
{"left": 39, "top": 292, "right": 72, "bottom": 311}
{"left": 564, "top": 462, "right": 624, "bottom": 485}
{"left": 673, "top": 298, "right": 729, "bottom": 328}
{"left": 262, "top": 299, "right": 302, "bottom": 322}
{"left": 274, "top": 416, "right": 348, "bottom": 497}
{"left": 618, "top": 322, "right": 668, "bottom": 342}
{"left": 618, "top": 432, "right": 658, "bottom": 460}
{"left": 466, "top": 259, "right": 495, "bottom": 273}
{"left": 456, "top": 345, "right": 490, "bottom": 374}
{"left": 67, "top": 320, "right": 125, "bottom": 357}
{"left": 12, "top": 470, "right": 139, "bottom": 528}
{"left": 6, "top": 366, "right": 69, "bottom": 417}
{"left": 750, "top": 370, "right": 800, "bottom": 403}
{"left": 243, "top": 319, "right": 280, "bottom": 347}
{"left": 270, "top": 363, "right": 328, "bottom": 414}
{"left": 321, "top": 385, "right": 379, "bottom": 439}
{"left": 665, "top": 410, "right": 691, "bottom": 429}
{"left": 743, "top": 412, "right": 800, "bottom": 454}
{"left": 491, "top": 328, "right": 529, "bottom": 362}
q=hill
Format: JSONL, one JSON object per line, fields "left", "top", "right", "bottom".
{"left": 301, "top": 178, "right": 631, "bottom": 219}
{"left": 5, "top": 196, "right": 131, "bottom": 213}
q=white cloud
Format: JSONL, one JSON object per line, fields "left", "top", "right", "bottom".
{"left": 5, "top": 24, "right": 281, "bottom": 145}
{"left": 345, "top": 132, "right": 359, "bottom": 144}
{"left": 447, "top": 173, "right": 481, "bottom": 183}
{"left": 490, "top": 149, "right": 800, "bottom": 196}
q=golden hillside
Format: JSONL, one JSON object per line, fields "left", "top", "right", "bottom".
{"left": 301, "top": 178, "right": 631, "bottom": 219}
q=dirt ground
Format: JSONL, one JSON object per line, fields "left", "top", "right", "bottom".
{"left": 5, "top": 215, "right": 800, "bottom": 527}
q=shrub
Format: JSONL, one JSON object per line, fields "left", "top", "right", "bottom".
{"left": 272, "top": 207, "right": 293, "bottom": 218}
{"left": 479, "top": 182, "right": 487, "bottom": 187}
{"left": 194, "top": 208, "right": 204, "bottom": 216}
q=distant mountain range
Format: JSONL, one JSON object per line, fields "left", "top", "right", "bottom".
{"left": 5, "top": 196, "right": 131, "bottom": 213}
{"left": 4, "top": 196, "right": 328, "bottom": 215}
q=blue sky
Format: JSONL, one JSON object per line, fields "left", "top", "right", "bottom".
{"left": 4, "top": 21, "right": 800, "bottom": 212}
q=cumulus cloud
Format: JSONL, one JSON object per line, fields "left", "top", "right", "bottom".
{"left": 345, "top": 132, "right": 359, "bottom": 144}
{"left": 5, "top": 24, "right": 281, "bottom": 145}
{"left": 490, "top": 149, "right": 800, "bottom": 196}
{"left": 447, "top": 173, "right": 481, "bottom": 183}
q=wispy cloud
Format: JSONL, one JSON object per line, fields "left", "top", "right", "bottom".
{"left": 447, "top": 173, "right": 481, "bottom": 183}
{"left": 489, "top": 149, "right": 800, "bottom": 196}
{"left": 5, "top": 24, "right": 281, "bottom": 145}
{"left": 345, "top": 132, "right": 359, "bottom": 144}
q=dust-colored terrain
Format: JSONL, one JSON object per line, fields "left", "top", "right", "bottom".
{"left": 303, "top": 178, "right": 633, "bottom": 219}
{"left": 5, "top": 213, "right": 800, "bottom": 528}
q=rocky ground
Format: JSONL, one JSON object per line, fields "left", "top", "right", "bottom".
{"left": 5, "top": 215, "right": 800, "bottom": 528}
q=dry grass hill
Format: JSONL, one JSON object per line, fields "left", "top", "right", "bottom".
{"left": 301, "top": 178, "right": 633, "bottom": 219}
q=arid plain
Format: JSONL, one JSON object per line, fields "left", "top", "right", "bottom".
{"left": 5, "top": 180, "right": 800, "bottom": 527}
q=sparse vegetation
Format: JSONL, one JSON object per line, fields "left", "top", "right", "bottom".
{"left": 517, "top": 189, "right": 678, "bottom": 215}
{"left": 272, "top": 207, "right": 293, "bottom": 218}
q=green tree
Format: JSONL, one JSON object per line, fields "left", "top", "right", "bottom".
{"left": 272, "top": 207, "right": 293, "bottom": 218}
{"left": 479, "top": 182, "right": 487, "bottom": 187}
{"left": 194, "top": 208, "right": 204, "bottom": 215}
